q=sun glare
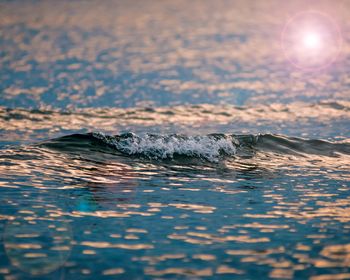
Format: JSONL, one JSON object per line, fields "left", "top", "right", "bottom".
{"left": 302, "top": 31, "right": 321, "bottom": 49}
{"left": 281, "top": 11, "right": 342, "bottom": 71}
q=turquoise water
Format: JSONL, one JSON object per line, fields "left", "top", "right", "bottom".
{"left": 0, "top": 1, "right": 350, "bottom": 279}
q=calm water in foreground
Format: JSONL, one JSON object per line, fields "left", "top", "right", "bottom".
{"left": 0, "top": 1, "right": 350, "bottom": 279}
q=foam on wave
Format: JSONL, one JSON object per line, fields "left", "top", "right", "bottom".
{"left": 92, "top": 132, "right": 243, "bottom": 162}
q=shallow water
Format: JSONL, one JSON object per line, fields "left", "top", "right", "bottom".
{"left": 1, "top": 1, "right": 350, "bottom": 279}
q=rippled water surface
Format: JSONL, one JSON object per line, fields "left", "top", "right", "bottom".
{"left": 1, "top": 1, "right": 350, "bottom": 279}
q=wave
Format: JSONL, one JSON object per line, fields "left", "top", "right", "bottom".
{"left": 39, "top": 132, "right": 350, "bottom": 162}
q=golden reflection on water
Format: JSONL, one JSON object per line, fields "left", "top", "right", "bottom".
{"left": 4, "top": 217, "right": 72, "bottom": 275}
{"left": 0, "top": 1, "right": 350, "bottom": 108}
{"left": 0, "top": 0, "right": 350, "bottom": 279}
{"left": 1, "top": 178, "right": 350, "bottom": 279}
{"left": 0, "top": 101, "right": 349, "bottom": 143}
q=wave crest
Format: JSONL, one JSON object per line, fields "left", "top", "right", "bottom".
{"left": 92, "top": 132, "right": 241, "bottom": 162}
{"left": 40, "top": 132, "right": 350, "bottom": 163}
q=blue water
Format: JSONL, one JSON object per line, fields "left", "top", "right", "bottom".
{"left": 0, "top": 1, "right": 350, "bottom": 279}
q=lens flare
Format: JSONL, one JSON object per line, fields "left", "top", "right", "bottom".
{"left": 281, "top": 11, "right": 342, "bottom": 71}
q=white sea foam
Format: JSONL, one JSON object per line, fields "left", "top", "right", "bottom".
{"left": 93, "top": 132, "right": 238, "bottom": 162}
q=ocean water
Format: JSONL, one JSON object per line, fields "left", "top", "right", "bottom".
{"left": 0, "top": 1, "right": 350, "bottom": 279}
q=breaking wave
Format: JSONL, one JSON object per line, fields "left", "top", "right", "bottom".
{"left": 40, "top": 132, "right": 350, "bottom": 163}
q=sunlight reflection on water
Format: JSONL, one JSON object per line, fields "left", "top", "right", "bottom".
{"left": 0, "top": 0, "right": 350, "bottom": 279}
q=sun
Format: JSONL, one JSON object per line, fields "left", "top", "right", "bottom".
{"left": 281, "top": 11, "right": 342, "bottom": 71}
{"left": 302, "top": 31, "right": 322, "bottom": 49}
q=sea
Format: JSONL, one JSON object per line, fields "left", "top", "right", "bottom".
{"left": 0, "top": 1, "right": 349, "bottom": 279}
